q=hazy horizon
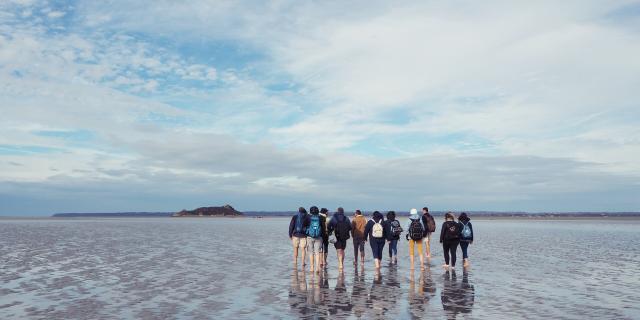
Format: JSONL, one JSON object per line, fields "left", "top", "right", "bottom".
{"left": 2, "top": 1, "right": 639, "bottom": 215}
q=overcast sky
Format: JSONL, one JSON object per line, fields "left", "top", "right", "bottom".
{"left": 1, "top": 0, "right": 639, "bottom": 215}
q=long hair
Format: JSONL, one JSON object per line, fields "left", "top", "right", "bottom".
{"left": 444, "top": 212, "right": 455, "bottom": 221}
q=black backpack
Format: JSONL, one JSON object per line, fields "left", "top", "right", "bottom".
{"left": 334, "top": 215, "right": 351, "bottom": 241}
{"left": 445, "top": 222, "right": 460, "bottom": 240}
{"left": 390, "top": 220, "right": 403, "bottom": 237}
{"left": 409, "top": 219, "right": 424, "bottom": 240}
{"left": 423, "top": 214, "right": 436, "bottom": 233}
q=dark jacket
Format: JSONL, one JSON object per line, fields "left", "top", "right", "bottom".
{"left": 289, "top": 212, "right": 308, "bottom": 238}
{"left": 328, "top": 213, "right": 351, "bottom": 236}
{"left": 363, "top": 212, "right": 386, "bottom": 241}
{"left": 459, "top": 221, "right": 474, "bottom": 242}
{"left": 383, "top": 218, "right": 400, "bottom": 241}
{"left": 439, "top": 220, "right": 462, "bottom": 242}
{"left": 303, "top": 214, "right": 327, "bottom": 238}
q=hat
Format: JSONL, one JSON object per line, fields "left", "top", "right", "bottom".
{"left": 409, "top": 208, "right": 419, "bottom": 219}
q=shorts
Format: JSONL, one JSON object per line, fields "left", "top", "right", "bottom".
{"left": 409, "top": 239, "right": 423, "bottom": 256}
{"left": 334, "top": 239, "right": 347, "bottom": 250}
{"left": 292, "top": 236, "right": 307, "bottom": 249}
{"left": 307, "top": 237, "right": 323, "bottom": 254}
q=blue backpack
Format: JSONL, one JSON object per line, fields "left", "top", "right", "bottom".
{"left": 307, "top": 215, "right": 321, "bottom": 238}
{"left": 461, "top": 222, "right": 472, "bottom": 239}
{"left": 295, "top": 213, "right": 305, "bottom": 234}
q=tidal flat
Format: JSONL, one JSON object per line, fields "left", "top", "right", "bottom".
{"left": 1, "top": 217, "right": 638, "bottom": 319}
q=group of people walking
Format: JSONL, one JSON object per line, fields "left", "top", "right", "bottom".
{"left": 288, "top": 206, "right": 474, "bottom": 273}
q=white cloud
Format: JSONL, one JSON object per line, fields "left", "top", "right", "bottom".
{"left": 1, "top": 0, "right": 639, "bottom": 214}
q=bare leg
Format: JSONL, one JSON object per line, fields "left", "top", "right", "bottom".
{"left": 425, "top": 235, "right": 431, "bottom": 258}
{"left": 293, "top": 246, "right": 298, "bottom": 267}
{"left": 309, "top": 253, "right": 315, "bottom": 273}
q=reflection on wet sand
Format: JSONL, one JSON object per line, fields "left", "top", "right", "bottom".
{"left": 441, "top": 269, "right": 475, "bottom": 319}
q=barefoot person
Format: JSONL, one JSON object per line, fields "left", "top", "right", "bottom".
{"left": 384, "top": 211, "right": 402, "bottom": 264}
{"left": 351, "top": 209, "right": 367, "bottom": 267}
{"left": 319, "top": 208, "right": 330, "bottom": 268}
{"left": 421, "top": 207, "right": 436, "bottom": 259}
{"left": 364, "top": 211, "right": 387, "bottom": 270}
{"left": 289, "top": 207, "right": 308, "bottom": 268}
{"left": 440, "top": 212, "right": 462, "bottom": 270}
{"left": 458, "top": 212, "right": 474, "bottom": 267}
{"left": 328, "top": 207, "right": 351, "bottom": 272}
{"left": 304, "top": 206, "right": 327, "bottom": 273}
{"left": 406, "top": 208, "right": 426, "bottom": 270}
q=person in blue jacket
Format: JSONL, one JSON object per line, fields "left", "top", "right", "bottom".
{"left": 364, "top": 211, "right": 387, "bottom": 270}
{"left": 328, "top": 207, "right": 352, "bottom": 272}
{"left": 288, "top": 207, "right": 308, "bottom": 268}
{"left": 383, "top": 211, "right": 401, "bottom": 265}
{"left": 458, "top": 212, "right": 474, "bottom": 268}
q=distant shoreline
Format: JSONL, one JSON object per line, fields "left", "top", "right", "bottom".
{"left": 2, "top": 214, "right": 640, "bottom": 220}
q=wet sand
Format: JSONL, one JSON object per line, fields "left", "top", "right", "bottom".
{"left": 1, "top": 218, "right": 639, "bottom": 319}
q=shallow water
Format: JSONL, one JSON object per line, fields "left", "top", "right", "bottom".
{"left": 1, "top": 218, "right": 639, "bottom": 319}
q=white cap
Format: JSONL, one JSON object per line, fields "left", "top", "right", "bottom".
{"left": 410, "top": 208, "right": 418, "bottom": 215}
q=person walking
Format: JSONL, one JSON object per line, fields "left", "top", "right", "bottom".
{"left": 421, "top": 207, "right": 436, "bottom": 259}
{"left": 384, "top": 211, "right": 402, "bottom": 264}
{"left": 304, "top": 206, "right": 327, "bottom": 273}
{"left": 458, "top": 212, "right": 474, "bottom": 267}
{"left": 440, "top": 212, "right": 462, "bottom": 270}
{"left": 289, "top": 207, "right": 308, "bottom": 268}
{"left": 406, "top": 208, "right": 426, "bottom": 270}
{"left": 319, "top": 208, "right": 330, "bottom": 268}
{"left": 364, "top": 211, "right": 387, "bottom": 270}
{"left": 328, "top": 207, "right": 352, "bottom": 272}
{"left": 351, "top": 209, "right": 367, "bottom": 267}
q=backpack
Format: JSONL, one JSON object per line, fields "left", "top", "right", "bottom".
{"left": 390, "top": 220, "right": 403, "bottom": 237}
{"left": 372, "top": 219, "right": 383, "bottom": 238}
{"left": 307, "top": 215, "right": 322, "bottom": 238}
{"left": 409, "top": 219, "right": 424, "bottom": 240}
{"left": 445, "top": 222, "right": 460, "bottom": 240}
{"left": 294, "top": 213, "right": 305, "bottom": 234}
{"left": 334, "top": 215, "right": 350, "bottom": 241}
{"left": 461, "top": 222, "right": 472, "bottom": 239}
{"left": 424, "top": 214, "right": 436, "bottom": 233}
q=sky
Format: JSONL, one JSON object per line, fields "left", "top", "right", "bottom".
{"left": 1, "top": 0, "right": 639, "bottom": 215}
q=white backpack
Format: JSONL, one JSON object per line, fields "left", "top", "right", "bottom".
{"left": 372, "top": 219, "right": 384, "bottom": 238}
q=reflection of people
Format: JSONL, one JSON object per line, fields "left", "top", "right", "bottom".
{"left": 367, "top": 269, "right": 386, "bottom": 319}
{"left": 382, "top": 264, "right": 402, "bottom": 316}
{"left": 328, "top": 271, "right": 352, "bottom": 317}
{"left": 288, "top": 270, "right": 309, "bottom": 316}
{"left": 351, "top": 269, "right": 367, "bottom": 318}
{"left": 441, "top": 269, "right": 475, "bottom": 319}
{"left": 407, "top": 271, "right": 426, "bottom": 319}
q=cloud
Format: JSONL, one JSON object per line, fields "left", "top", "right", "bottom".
{"left": 1, "top": 0, "right": 639, "bottom": 214}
